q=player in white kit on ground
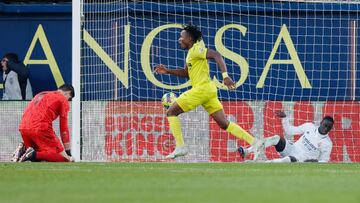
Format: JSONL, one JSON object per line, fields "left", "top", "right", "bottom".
{"left": 238, "top": 111, "right": 334, "bottom": 163}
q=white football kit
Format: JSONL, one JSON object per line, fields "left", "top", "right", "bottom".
{"left": 280, "top": 118, "right": 333, "bottom": 162}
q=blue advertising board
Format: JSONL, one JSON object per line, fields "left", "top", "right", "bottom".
{"left": 0, "top": 3, "right": 72, "bottom": 98}
{"left": 0, "top": 2, "right": 359, "bottom": 101}
{"left": 82, "top": 2, "right": 360, "bottom": 101}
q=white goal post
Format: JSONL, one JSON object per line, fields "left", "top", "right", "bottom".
{"left": 71, "top": 0, "right": 82, "bottom": 161}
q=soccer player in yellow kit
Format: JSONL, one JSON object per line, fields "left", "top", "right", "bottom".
{"left": 154, "top": 24, "right": 264, "bottom": 159}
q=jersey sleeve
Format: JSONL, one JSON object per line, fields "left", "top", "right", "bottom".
{"left": 282, "top": 118, "right": 310, "bottom": 136}
{"left": 59, "top": 99, "right": 70, "bottom": 146}
{"left": 318, "top": 139, "right": 333, "bottom": 163}
{"left": 190, "top": 44, "right": 207, "bottom": 60}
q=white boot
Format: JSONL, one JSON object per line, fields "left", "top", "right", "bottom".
{"left": 165, "top": 146, "right": 188, "bottom": 159}
{"left": 237, "top": 146, "right": 249, "bottom": 158}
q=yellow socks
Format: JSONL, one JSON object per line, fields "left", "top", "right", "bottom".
{"left": 167, "top": 116, "right": 185, "bottom": 147}
{"left": 226, "top": 122, "right": 254, "bottom": 144}
{"left": 167, "top": 118, "right": 253, "bottom": 147}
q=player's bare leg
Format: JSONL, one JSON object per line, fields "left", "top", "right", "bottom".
{"left": 165, "top": 102, "right": 188, "bottom": 159}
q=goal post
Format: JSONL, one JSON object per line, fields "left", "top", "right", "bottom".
{"left": 72, "top": 0, "right": 82, "bottom": 161}
{"left": 76, "top": 0, "right": 360, "bottom": 162}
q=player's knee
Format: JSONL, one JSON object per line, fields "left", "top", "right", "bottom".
{"left": 166, "top": 105, "right": 183, "bottom": 117}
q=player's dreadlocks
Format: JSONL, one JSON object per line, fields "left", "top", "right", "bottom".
{"left": 183, "top": 23, "right": 203, "bottom": 42}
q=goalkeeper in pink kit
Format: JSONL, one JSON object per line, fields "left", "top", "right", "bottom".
{"left": 12, "top": 84, "right": 75, "bottom": 162}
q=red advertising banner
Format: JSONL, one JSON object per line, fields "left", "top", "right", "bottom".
{"left": 105, "top": 102, "right": 175, "bottom": 161}
{"left": 104, "top": 101, "right": 360, "bottom": 162}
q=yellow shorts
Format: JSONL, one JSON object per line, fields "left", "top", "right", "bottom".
{"left": 176, "top": 83, "right": 223, "bottom": 115}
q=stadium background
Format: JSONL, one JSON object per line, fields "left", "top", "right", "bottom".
{"left": 0, "top": 0, "right": 359, "bottom": 162}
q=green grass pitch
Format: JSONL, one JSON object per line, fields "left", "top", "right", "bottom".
{"left": 0, "top": 163, "right": 359, "bottom": 203}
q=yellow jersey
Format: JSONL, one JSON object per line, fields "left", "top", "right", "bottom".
{"left": 185, "top": 42, "right": 212, "bottom": 88}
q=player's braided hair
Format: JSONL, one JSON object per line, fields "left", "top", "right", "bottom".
{"left": 183, "top": 23, "right": 203, "bottom": 42}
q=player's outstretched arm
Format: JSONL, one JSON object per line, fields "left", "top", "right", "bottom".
{"left": 154, "top": 64, "right": 188, "bottom": 77}
{"left": 276, "top": 110, "right": 305, "bottom": 136}
{"left": 206, "top": 49, "right": 235, "bottom": 90}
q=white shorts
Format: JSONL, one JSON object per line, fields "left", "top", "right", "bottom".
{"left": 279, "top": 139, "right": 300, "bottom": 160}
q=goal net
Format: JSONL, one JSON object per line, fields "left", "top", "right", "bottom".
{"left": 80, "top": 0, "right": 360, "bottom": 162}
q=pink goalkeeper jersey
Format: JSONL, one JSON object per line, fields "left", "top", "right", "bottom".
{"left": 19, "top": 91, "right": 70, "bottom": 144}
